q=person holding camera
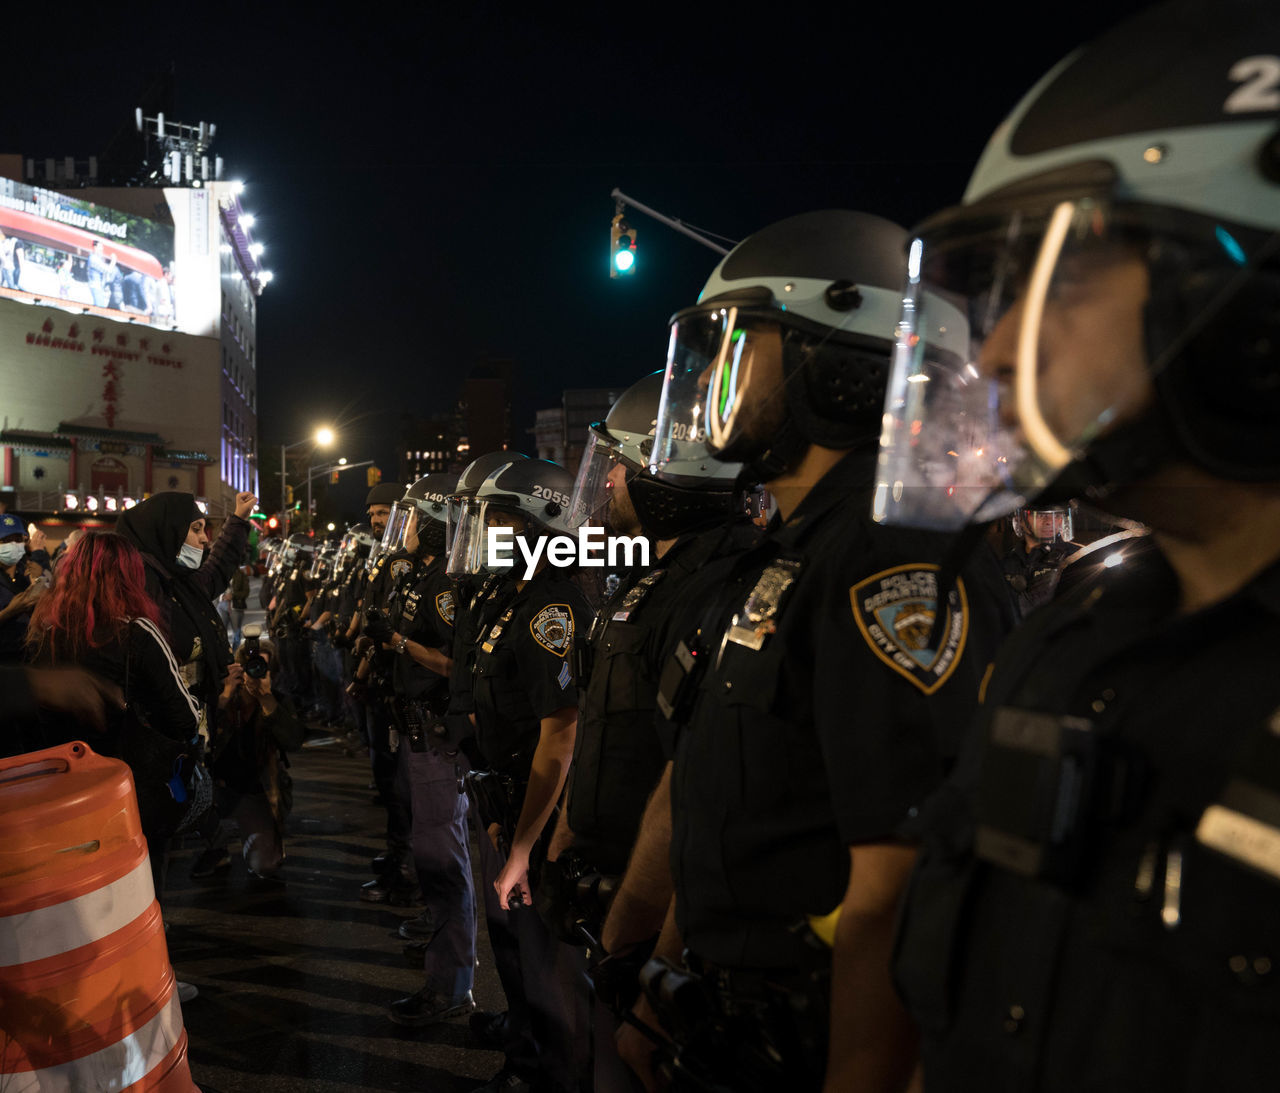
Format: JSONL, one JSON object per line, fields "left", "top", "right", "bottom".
{"left": 193, "top": 626, "right": 304, "bottom": 880}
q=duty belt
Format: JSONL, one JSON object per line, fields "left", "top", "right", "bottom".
{"left": 639, "top": 954, "right": 830, "bottom": 1093}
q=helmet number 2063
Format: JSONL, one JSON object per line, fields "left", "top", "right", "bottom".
{"left": 1224, "top": 56, "right": 1280, "bottom": 113}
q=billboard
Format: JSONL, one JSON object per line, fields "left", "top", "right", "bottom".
{"left": 0, "top": 179, "right": 180, "bottom": 329}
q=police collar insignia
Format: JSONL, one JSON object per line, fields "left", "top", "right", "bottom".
{"left": 850, "top": 564, "right": 968, "bottom": 695}
{"left": 557, "top": 661, "right": 572, "bottom": 690}
{"left": 724, "top": 558, "right": 804, "bottom": 653}
{"left": 436, "top": 590, "right": 455, "bottom": 625}
{"left": 391, "top": 559, "right": 413, "bottom": 579}
{"left": 530, "top": 603, "right": 574, "bottom": 655}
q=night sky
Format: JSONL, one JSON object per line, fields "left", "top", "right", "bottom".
{"left": 1, "top": 1, "right": 1153, "bottom": 506}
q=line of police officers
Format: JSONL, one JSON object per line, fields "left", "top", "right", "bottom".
{"left": 260, "top": 4, "right": 1280, "bottom": 1087}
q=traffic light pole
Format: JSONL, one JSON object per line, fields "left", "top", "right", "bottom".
{"left": 610, "top": 189, "right": 731, "bottom": 256}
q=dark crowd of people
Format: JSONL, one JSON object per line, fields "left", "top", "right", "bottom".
{"left": 5, "top": 1, "right": 1280, "bottom": 1089}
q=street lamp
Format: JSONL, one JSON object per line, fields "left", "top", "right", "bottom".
{"left": 280, "top": 426, "right": 334, "bottom": 533}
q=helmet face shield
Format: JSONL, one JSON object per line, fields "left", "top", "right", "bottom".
{"left": 445, "top": 501, "right": 530, "bottom": 578}
{"left": 380, "top": 500, "right": 415, "bottom": 558}
{"left": 569, "top": 427, "right": 634, "bottom": 532}
{"left": 872, "top": 196, "right": 1266, "bottom": 529}
{"left": 650, "top": 306, "right": 759, "bottom": 486}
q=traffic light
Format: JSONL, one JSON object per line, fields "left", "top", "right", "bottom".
{"left": 330, "top": 469, "right": 340, "bottom": 485}
{"left": 367, "top": 465, "right": 381, "bottom": 488}
{"left": 610, "top": 214, "right": 636, "bottom": 278}
{"left": 267, "top": 515, "right": 279, "bottom": 530}
{"left": 286, "top": 485, "right": 294, "bottom": 506}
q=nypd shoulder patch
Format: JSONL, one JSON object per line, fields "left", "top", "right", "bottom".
{"left": 435, "top": 590, "right": 456, "bottom": 626}
{"left": 849, "top": 564, "right": 968, "bottom": 695}
{"left": 530, "top": 603, "right": 574, "bottom": 656}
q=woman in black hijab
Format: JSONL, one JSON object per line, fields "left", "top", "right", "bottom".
{"left": 117, "top": 490, "right": 256, "bottom": 719}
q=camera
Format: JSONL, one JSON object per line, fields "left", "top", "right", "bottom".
{"left": 240, "top": 623, "right": 270, "bottom": 680}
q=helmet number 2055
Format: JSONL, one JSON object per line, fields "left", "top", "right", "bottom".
{"left": 532, "top": 484, "right": 571, "bottom": 507}
{"left": 1224, "top": 56, "right": 1280, "bottom": 114}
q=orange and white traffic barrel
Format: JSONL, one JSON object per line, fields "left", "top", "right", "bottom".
{"left": 0, "top": 741, "right": 199, "bottom": 1092}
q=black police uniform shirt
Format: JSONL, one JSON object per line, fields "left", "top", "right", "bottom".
{"left": 569, "top": 520, "right": 760, "bottom": 875}
{"left": 471, "top": 567, "right": 590, "bottom": 774}
{"left": 894, "top": 550, "right": 1280, "bottom": 1092}
{"left": 390, "top": 553, "right": 455, "bottom": 702}
{"left": 1002, "top": 540, "right": 1072, "bottom": 617}
{"left": 450, "top": 574, "right": 517, "bottom": 717}
{"left": 669, "top": 451, "right": 1016, "bottom": 971}
{"left": 273, "top": 564, "right": 311, "bottom": 629}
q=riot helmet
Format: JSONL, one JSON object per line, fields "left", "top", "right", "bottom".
{"left": 874, "top": 0, "right": 1280, "bottom": 531}
{"left": 447, "top": 459, "right": 578, "bottom": 578}
{"left": 572, "top": 371, "right": 747, "bottom": 540}
{"left": 308, "top": 540, "right": 338, "bottom": 582}
{"left": 382, "top": 472, "right": 457, "bottom": 558}
{"left": 652, "top": 210, "right": 920, "bottom": 486}
{"left": 1012, "top": 505, "right": 1074, "bottom": 547}
{"left": 447, "top": 450, "right": 529, "bottom": 555}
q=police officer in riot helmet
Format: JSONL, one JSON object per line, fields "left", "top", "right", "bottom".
{"left": 444, "top": 450, "right": 530, "bottom": 760}
{"left": 354, "top": 481, "right": 422, "bottom": 904}
{"left": 1002, "top": 504, "right": 1076, "bottom": 616}
{"left": 371, "top": 474, "right": 480, "bottom": 1028}
{"left": 878, "top": 2, "right": 1280, "bottom": 1087}
{"left": 627, "top": 210, "right": 1014, "bottom": 1090}
{"left": 547, "top": 371, "right": 760, "bottom": 1091}
{"left": 451, "top": 457, "right": 590, "bottom": 1093}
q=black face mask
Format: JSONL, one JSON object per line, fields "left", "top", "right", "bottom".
{"left": 418, "top": 520, "right": 447, "bottom": 557}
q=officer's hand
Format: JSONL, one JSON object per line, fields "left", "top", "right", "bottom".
{"left": 495, "top": 849, "right": 530, "bottom": 911}
{"left": 25, "top": 667, "right": 124, "bottom": 731}
{"left": 234, "top": 492, "right": 257, "bottom": 519}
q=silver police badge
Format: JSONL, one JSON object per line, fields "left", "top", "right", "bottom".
{"left": 530, "top": 604, "right": 574, "bottom": 656}
{"left": 724, "top": 559, "right": 804, "bottom": 653}
{"left": 850, "top": 564, "right": 968, "bottom": 694}
{"left": 391, "top": 559, "right": 413, "bottom": 580}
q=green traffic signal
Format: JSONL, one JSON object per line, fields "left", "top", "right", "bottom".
{"left": 610, "top": 213, "right": 636, "bottom": 278}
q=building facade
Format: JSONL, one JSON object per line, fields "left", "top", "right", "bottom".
{"left": 0, "top": 156, "right": 266, "bottom": 517}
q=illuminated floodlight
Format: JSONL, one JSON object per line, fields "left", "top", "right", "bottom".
{"left": 122, "top": 497, "right": 135, "bottom": 509}
{"left": 337, "top": 457, "right": 347, "bottom": 465}
{"left": 249, "top": 242, "right": 264, "bottom": 257}
{"left": 259, "top": 270, "right": 274, "bottom": 284}
{"left": 327, "top": 522, "right": 336, "bottom": 531}
{"left": 64, "top": 493, "right": 78, "bottom": 510}
{"left": 85, "top": 496, "right": 99, "bottom": 512}
{"left": 240, "top": 213, "right": 256, "bottom": 229}
{"left": 105, "top": 496, "right": 118, "bottom": 512}
{"left": 315, "top": 427, "right": 336, "bottom": 447}
{"left": 230, "top": 180, "right": 246, "bottom": 196}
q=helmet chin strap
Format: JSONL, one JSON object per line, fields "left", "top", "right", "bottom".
{"left": 1033, "top": 408, "right": 1181, "bottom": 508}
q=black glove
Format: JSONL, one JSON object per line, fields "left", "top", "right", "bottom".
{"left": 364, "top": 606, "right": 393, "bottom": 645}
